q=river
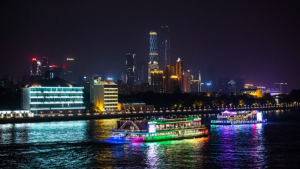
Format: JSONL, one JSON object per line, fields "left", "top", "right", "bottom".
{"left": 1, "top": 110, "right": 300, "bottom": 168}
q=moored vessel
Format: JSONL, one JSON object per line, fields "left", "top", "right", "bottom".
{"left": 211, "top": 110, "right": 267, "bottom": 125}
{"left": 109, "top": 116, "right": 208, "bottom": 142}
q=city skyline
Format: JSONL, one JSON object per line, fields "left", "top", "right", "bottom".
{"left": 0, "top": 1, "right": 299, "bottom": 91}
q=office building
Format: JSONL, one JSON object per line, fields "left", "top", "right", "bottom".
{"left": 30, "top": 58, "right": 42, "bottom": 77}
{"left": 182, "top": 70, "right": 191, "bottom": 93}
{"left": 175, "top": 57, "right": 182, "bottom": 88}
{"left": 126, "top": 53, "right": 136, "bottom": 85}
{"left": 274, "top": 83, "right": 288, "bottom": 94}
{"left": 160, "top": 25, "right": 171, "bottom": 69}
{"left": 150, "top": 70, "right": 164, "bottom": 93}
{"left": 136, "top": 63, "right": 145, "bottom": 85}
{"left": 149, "top": 31, "right": 159, "bottom": 62}
{"left": 49, "top": 65, "right": 63, "bottom": 78}
{"left": 190, "top": 80, "right": 200, "bottom": 92}
{"left": 90, "top": 78, "right": 118, "bottom": 112}
{"left": 148, "top": 61, "right": 159, "bottom": 84}
{"left": 164, "top": 65, "right": 176, "bottom": 93}
{"left": 22, "top": 77, "right": 85, "bottom": 113}
{"left": 41, "top": 57, "right": 49, "bottom": 76}
{"left": 66, "top": 57, "right": 75, "bottom": 83}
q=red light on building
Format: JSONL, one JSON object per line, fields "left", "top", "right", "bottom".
{"left": 63, "top": 65, "right": 66, "bottom": 69}
{"left": 32, "top": 58, "right": 37, "bottom": 61}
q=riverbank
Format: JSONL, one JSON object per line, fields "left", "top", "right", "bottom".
{"left": 0, "top": 107, "right": 293, "bottom": 124}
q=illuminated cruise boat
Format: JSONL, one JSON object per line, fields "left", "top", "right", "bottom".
{"left": 109, "top": 116, "right": 208, "bottom": 142}
{"left": 211, "top": 110, "right": 267, "bottom": 125}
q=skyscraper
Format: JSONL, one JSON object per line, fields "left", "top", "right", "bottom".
{"left": 126, "top": 53, "right": 136, "bottom": 85}
{"left": 149, "top": 31, "right": 159, "bottom": 62}
{"left": 136, "top": 62, "right": 145, "bottom": 85}
{"left": 150, "top": 70, "right": 164, "bottom": 93}
{"left": 165, "top": 65, "right": 176, "bottom": 93}
{"left": 30, "top": 57, "right": 42, "bottom": 77}
{"left": 66, "top": 57, "right": 75, "bottom": 83}
{"left": 41, "top": 56, "right": 49, "bottom": 76}
{"left": 148, "top": 61, "right": 159, "bottom": 84}
{"left": 182, "top": 70, "right": 191, "bottom": 93}
{"left": 160, "top": 25, "right": 171, "bottom": 69}
{"left": 175, "top": 57, "right": 182, "bottom": 89}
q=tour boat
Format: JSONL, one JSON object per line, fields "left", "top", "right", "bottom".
{"left": 109, "top": 116, "right": 208, "bottom": 142}
{"left": 210, "top": 110, "right": 267, "bottom": 125}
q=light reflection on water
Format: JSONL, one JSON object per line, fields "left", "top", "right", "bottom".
{"left": 0, "top": 110, "right": 300, "bottom": 168}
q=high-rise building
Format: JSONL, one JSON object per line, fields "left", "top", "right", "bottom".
{"left": 90, "top": 78, "right": 118, "bottom": 112}
{"left": 149, "top": 31, "right": 159, "bottom": 62}
{"left": 165, "top": 65, "right": 176, "bottom": 93}
{"left": 136, "top": 62, "right": 145, "bottom": 85}
{"left": 30, "top": 58, "right": 42, "bottom": 77}
{"left": 190, "top": 80, "right": 200, "bottom": 92}
{"left": 65, "top": 57, "right": 75, "bottom": 84}
{"left": 49, "top": 65, "right": 63, "bottom": 78}
{"left": 175, "top": 57, "right": 182, "bottom": 88}
{"left": 125, "top": 53, "right": 136, "bottom": 85}
{"left": 169, "top": 75, "right": 180, "bottom": 93}
{"left": 150, "top": 70, "right": 164, "bottom": 93}
{"left": 274, "top": 83, "right": 288, "bottom": 94}
{"left": 182, "top": 70, "right": 191, "bottom": 93}
{"left": 41, "top": 57, "right": 49, "bottom": 76}
{"left": 160, "top": 25, "right": 171, "bottom": 69}
{"left": 148, "top": 61, "right": 159, "bottom": 84}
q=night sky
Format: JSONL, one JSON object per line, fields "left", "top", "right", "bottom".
{"left": 1, "top": 0, "right": 299, "bottom": 91}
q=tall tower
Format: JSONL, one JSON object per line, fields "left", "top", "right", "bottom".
{"left": 41, "top": 57, "right": 49, "bottom": 76}
{"left": 199, "top": 71, "right": 201, "bottom": 92}
{"left": 30, "top": 57, "right": 42, "bottom": 77}
{"left": 66, "top": 58, "right": 75, "bottom": 83}
{"left": 160, "top": 25, "right": 170, "bottom": 69}
{"left": 149, "top": 31, "right": 159, "bottom": 62}
{"left": 126, "top": 53, "right": 136, "bottom": 85}
{"left": 175, "top": 57, "right": 182, "bottom": 89}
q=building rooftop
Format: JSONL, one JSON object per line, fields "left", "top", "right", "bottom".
{"left": 25, "top": 77, "right": 78, "bottom": 87}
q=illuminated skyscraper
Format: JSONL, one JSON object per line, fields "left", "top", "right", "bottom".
{"left": 149, "top": 31, "right": 159, "bottom": 62}
{"left": 126, "top": 53, "right": 136, "bottom": 85}
{"left": 30, "top": 57, "right": 42, "bottom": 77}
{"left": 182, "top": 70, "right": 191, "bottom": 93}
{"left": 150, "top": 70, "right": 164, "bottom": 93}
{"left": 160, "top": 25, "right": 171, "bottom": 69}
{"left": 148, "top": 61, "right": 159, "bottom": 84}
{"left": 165, "top": 65, "right": 176, "bottom": 93}
{"left": 66, "top": 58, "right": 75, "bottom": 83}
{"left": 175, "top": 57, "right": 182, "bottom": 88}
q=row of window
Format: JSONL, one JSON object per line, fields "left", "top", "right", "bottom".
{"left": 31, "top": 88, "right": 83, "bottom": 92}
{"left": 30, "top": 104, "right": 84, "bottom": 108}
{"left": 31, "top": 98, "right": 83, "bottom": 102}
{"left": 31, "top": 93, "right": 83, "bottom": 97}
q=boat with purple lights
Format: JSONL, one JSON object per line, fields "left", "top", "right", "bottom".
{"left": 211, "top": 110, "right": 267, "bottom": 125}
{"left": 109, "top": 116, "right": 208, "bottom": 142}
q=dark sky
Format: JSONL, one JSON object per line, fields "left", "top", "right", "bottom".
{"left": 1, "top": 0, "right": 300, "bottom": 91}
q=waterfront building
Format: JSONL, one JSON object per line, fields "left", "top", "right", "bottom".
{"left": 149, "top": 31, "right": 159, "bottom": 62}
{"left": 150, "top": 70, "right": 164, "bottom": 93}
{"left": 118, "top": 97, "right": 154, "bottom": 113}
{"left": 22, "top": 77, "right": 85, "bottom": 113}
{"left": 245, "top": 84, "right": 254, "bottom": 89}
{"left": 126, "top": 53, "right": 136, "bottom": 85}
{"left": 90, "top": 78, "right": 118, "bottom": 112}
{"left": 148, "top": 61, "right": 159, "bottom": 84}
{"left": 240, "top": 89, "right": 263, "bottom": 98}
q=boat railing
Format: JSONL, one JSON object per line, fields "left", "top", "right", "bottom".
{"left": 112, "top": 129, "right": 148, "bottom": 133}
{"left": 156, "top": 125, "right": 206, "bottom": 131}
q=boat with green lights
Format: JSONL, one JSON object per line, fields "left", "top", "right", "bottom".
{"left": 109, "top": 116, "right": 208, "bottom": 142}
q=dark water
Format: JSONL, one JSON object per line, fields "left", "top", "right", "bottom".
{"left": 1, "top": 110, "right": 300, "bottom": 168}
